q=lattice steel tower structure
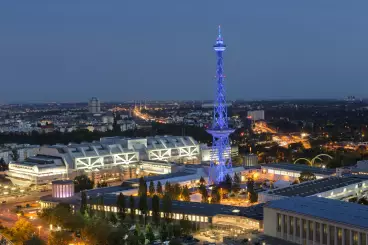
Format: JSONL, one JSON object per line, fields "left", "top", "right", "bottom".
{"left": 207, "top": 26, "right": 234, "bottom": 184}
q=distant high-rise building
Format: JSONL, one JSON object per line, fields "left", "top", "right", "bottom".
{"left": 247, "top": 110, "right": 265, "bottom": 121}
{"left": 244, "top": 154, "right": 259, "bottom": 167}
{"left": 88, "top": 97, "right": 101, "bottom": 114}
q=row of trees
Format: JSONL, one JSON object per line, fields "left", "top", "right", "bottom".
{"left": 198, "top": 173, "right": 245, "bottom": 204}
{"left": 38, "top": 190, "right": 193, "bottom": 245}
{"left": 138, "top": 178, "right": 191, "bottom": 202}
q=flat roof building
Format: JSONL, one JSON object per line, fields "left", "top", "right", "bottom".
{"left": 261, "top": 163, "right": 335, "bottom": 181}
{"left": 259, "top": 176, "right": 368, "bottom": 203}
{"left": 6, "top": 135, "right": 201, "bottom": 186}
{"left": 264, "top": 197, "right": 368, "bottom": 245}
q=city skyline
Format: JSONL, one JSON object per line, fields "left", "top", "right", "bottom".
{"left": 1, "top": 1, "right": 368, "bottom": 103}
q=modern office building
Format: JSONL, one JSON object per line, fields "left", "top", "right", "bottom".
{"left": 247, "top": 110, "right": 265, "bottom": 121}
{"left": 88, "top": 97, "right": 101, "bottom": 114}
{"left": 200, "top": 144, "right": 238, "bottom": 162}
{"left": 264, "top": 197, "right": 368, "bottom": 245}
{"left": 258, "top": 176, "right": 368, "bottom": 203}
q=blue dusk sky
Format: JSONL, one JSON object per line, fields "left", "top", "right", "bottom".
{"left": 0, "top": 1, "right": 368, "bottom": 103}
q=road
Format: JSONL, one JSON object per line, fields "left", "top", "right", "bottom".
{"left": 0, "top": 190, "right": 51, "bottom": 205}
{"left": 0, "top": 192, "right": 52, "bottom": 241}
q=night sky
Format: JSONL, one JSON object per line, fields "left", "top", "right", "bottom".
{"left": 1, "top": 1, "right": 368, "bottom": 103}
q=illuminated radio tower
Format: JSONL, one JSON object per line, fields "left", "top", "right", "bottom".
{"left": 207, "top": 26, "right": 234, "bottom": 184}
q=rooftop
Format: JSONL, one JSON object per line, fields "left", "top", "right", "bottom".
{"left": 123, "top": 170, "right": 199, "bottom": 185}
{"left": 19, "top": 155, "right": 64, "bottom": 166}
{"left": 267, "top": 176, "right": 363, "bottom": 197}
{"left": 262, "top": 163, "right": 335, "bottom": 176}
{"left": 88, "top": 195, "right": 264, "bottom": 220}
{"left": 266, "top": 196, "right": 368, "bottom": 230}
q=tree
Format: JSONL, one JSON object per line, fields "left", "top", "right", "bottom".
{"left": 156, "top": 181, "right": 163, "bottom": 196}
{"left": 164, "top": 181, "right": 172, "bottom": 197}
{"left": 97, "top": 181, "right": 108, "bottom": 188}
{"left": 24, "top": 236, "right": 45, "bottom": 245}
{"left": 11, "top": 218, "right": 35, "bottom": 243}
{"left": 223, "top": 174, "right": 233, "bottom": 190}
{"left": 149, "top": 180, "right": 155, "bottom": 197}
{"left": 10, "top": 149, "right": 19, "bottom": 161}
{"left": 47, "top": 231, "right": 72, "bottom": 245}
{"left": 181, "top": 185, "right": 190, "bottom": 202}
{"left": 169, "top": 238, "right": 183, "bottom": 245}
{"left": 139, "top": 193, "right": 148, "bottom": 224}
{"left": 299, "top": 171, "right": 316, "bottom": 182}
{"left": 107, "top": 225, "right": 127, "bottom": 245}
{"left": 116, "top": 192, "right": 126, "bottom": 222}
{"left": 211, "top": 186, "right": 221, "bottom": 204}
{"left": 74, "top": 174, "right": 93, "bottom": 192}
{"left": 172, "top": 183, "right": 181, "bottom": 200}
{"left": 138, "top": 177, "right": 147, "bottom": 197}
{"left": 160, "top": 223, "right": 169, "bottom": 242}
{"left": 129, "top": 195, "right": 135, "bottom": 221}
{"left": 179, "top": 215, "right": 192, "bottom": 235}
{"left": 80, "top": 191, "right": 87, "bottom": 215}
{"left": 199, "top": 184, "right": 208, "bottom": 203}
{"left": 109, "top": 212, "right": 118, "bottom": 225}
{"left": 232, "top": 173, "right": 241, "bottom": 193}
{"left": 112, "top": 112, "right": 122, "bottom": 133}
{"left": 145, "top": 224, "right": 155, "bottom": 243}
{"left": 232, "top": 155, "right": 243, "bottom": 166}
{"left": 246, "top": 177, "right": 255, "bottom": 193}
{"left": 81, "top": 217, "right": 111, "bottom": 245}
{"left": 0, "top": 158, "right": 7, "bottom": 171}
{"left": 199, "top": 176, "right": 206, "bottom": 185}
{"left": 97, "top": 195, "right": 106, "bottom": 219}
{"left": 173, "top": 224, "right": 181, "bottom": 238}
{"left": 249, "top": 191, "right": 258, "bottom": 203}
{"left": 152, "top": 194, "right": 160, "bottom": 225}
{"left": 162, "top": 193, "right": 172, "bottom": 221}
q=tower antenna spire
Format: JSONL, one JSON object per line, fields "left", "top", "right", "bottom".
{"left": 207, "top": 26, "right": 234, "bottom": 184}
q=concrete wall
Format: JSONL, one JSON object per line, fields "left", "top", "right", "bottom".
{"left": 263, "top": 207, "right": 278, "bottom": 237}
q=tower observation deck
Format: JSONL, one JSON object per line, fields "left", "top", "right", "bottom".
{"left": 207, "top": 26, "right": 234, "bottom": 184}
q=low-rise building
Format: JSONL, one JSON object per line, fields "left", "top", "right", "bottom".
{"left": 258, "top": 176, "right": 368, "bottom": 203}
{"left": 264, "top": 197, "right": 368, "bottom": 245}
{"left": 261, "top": 163, "right": 335, "bottom": 182}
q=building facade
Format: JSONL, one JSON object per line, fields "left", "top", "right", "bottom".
{"left": 264, "top": 197, "right": 368, "bottom": 245}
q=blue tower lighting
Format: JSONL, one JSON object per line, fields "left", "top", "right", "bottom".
{"left": 207, "top": 26, "right": 235, "bottom": 184}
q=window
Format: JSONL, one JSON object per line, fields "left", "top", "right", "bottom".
{"left": 296, "top": 218, "right": 300, "bottom": 237}
{"left": 360, "top": 232, "right": 367, "bottom": 245}
{"left": 289, "top": 216, "right": 294, "bottom": 235}
{"left": 309, "top": 221, "right": 314, "bottom": 240}
{"left": 277, "top": 213, "right": 282, "bottom": 232}
{"left": 330, "top": 226, "right": 335, "bottom": 245}
{"left": 283, "top": 215, "right": 287, "bottom": 235}
{"left": 353, "top": 231, "right": 358, "bottom": 245}
{"left": 302, "top": 219, "right": 307, "bottom": 239}
{"left": 337, "top": 228, "right": 342, "bottom": 245}
{"left": 322, "top": 224, "right": 328, "bottom": 245}
{"left": 316, "top": 222, "right": 320, "bottom": 243}
{"left": 344, "top": 229, "right": 350, "bottom": 245}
